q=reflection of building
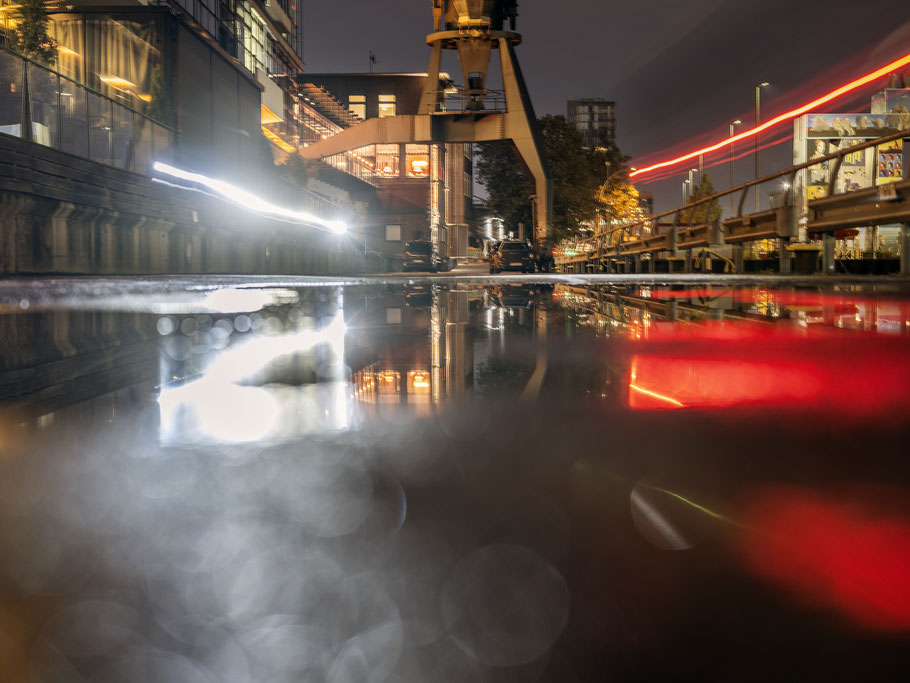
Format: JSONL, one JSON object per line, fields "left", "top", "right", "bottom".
{"left": 348, "top": 286, "right": 473, "bottom": 416}
{"left": 297, "top": 73, "right": 473, "bottom": 263}
{"left": 0, "top": 310, "right": 158, "bottom": 425}
{"left": 567, "top": 98, "right": 615, "bottom": 149}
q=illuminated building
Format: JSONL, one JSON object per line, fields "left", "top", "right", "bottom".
{"left": 0, "top": 0, "right": 306, "bottom": 175}
{"left": 791, "top": 86, "right": 908, "bottom": 266}
{"left": 567, "top": 98, "right": 615, "bottom": 150}
{"left": 296, "top": 73, "right": 474, "bottom": 266}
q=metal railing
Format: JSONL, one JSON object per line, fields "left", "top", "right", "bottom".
{"left": 556, "top": 129, "right": 910, "bottom": 266}
{"left": 0, "top": 45, "right": 176, "bottom": 175}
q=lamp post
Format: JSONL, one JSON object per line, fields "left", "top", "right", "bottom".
{"left": 754, "top": 82, "right": 769, "bottom": 212}
{"left": 688, "top": 168, "right": 698, "bottom": 200}
{"left": 729, "top": 119, "right": 741, "bottom": 216}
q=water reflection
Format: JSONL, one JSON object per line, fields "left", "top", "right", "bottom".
{"left": 2, "top": 282, "right": 910, "bottom": 436}
{"left": 1, "top": 280, "right": 910, "bottom": 680}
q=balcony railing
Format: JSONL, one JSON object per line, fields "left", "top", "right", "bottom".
{"left": 0, "top": 45, "right": 176, "bottom": 175}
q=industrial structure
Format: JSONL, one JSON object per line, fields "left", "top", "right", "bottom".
{"left": 298, "top": 0, "right": 553, "bottom": 268}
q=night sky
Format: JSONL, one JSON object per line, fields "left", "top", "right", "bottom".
{"left": 304, "top": 0, "right": 910, "bottom": 213}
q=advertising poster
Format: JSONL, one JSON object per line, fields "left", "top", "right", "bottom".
{"left": 806, "top": 139, "right": 832, "bottom": 200}
{"left": 876, "top": 140, "right": 903, "bottom": 186}
{"left": 834, "top": 138, "right": 868, "bottom": 193}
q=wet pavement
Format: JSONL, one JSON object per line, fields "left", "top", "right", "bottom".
{"left": 1, "top": 274, "right": 910, "bottom": 681}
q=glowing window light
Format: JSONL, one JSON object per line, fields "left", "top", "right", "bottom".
{"left": 152, "top": 161, "right": 347, "bottom": 234}
{"left": 98, "top": 75, "right": 138, "bottom": 90}
{"left": 630, "top": 49, "right": 910, "bottom": 178}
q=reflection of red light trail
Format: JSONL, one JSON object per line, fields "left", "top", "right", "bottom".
{"left": 629, "top": 50, "right": 910, "bottom": 179}
{"left": 741, "top": 487, "right": 910, "bottom": 631}
{"left": 627, "top": 325, "right": 910, "bottom": 413}
{"left": 643, "top": 288, "right": 910, "bottom": 312}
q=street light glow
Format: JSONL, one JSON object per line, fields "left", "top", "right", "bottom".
{"left": 152, "top": 161, "right": 348, "bottom": 234}
{"left": 629, "top": 50, "right": 910, "bottom": 178}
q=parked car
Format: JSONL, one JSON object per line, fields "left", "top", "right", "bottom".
{"left": 490, "top": 241, "right": 534, "bottom": 273}
{"left": 402, "top": 240, "right": 437, "bottom": 272}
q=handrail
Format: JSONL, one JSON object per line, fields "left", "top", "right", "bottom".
{"left": 564, "top": 129, "right": 910, "bottom": 251}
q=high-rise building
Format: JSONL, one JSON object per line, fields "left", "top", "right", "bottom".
{"left": 567, "top": 98, "right": 615, "bottom": 149}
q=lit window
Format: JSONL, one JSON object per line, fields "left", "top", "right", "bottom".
{"left": 385, "top": 224, "right": 401, "bottom": 241}
{"left": 376, "top": 144, "right": 400, "bottom": 177}
{"left": 348, "top": 94, "right": 366, "bottom": 120}
{"left": 378, "top": 94, "right": 396, "bottom": 118}
{"left": 405, "top": 144, "right": 429, "bottom": 177}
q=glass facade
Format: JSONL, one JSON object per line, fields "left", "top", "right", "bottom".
{"left": 48, "top": 15, "right": 162, "bottom": 113}
{"left": 0, "top": 45, "right": 174, "bottom": 173}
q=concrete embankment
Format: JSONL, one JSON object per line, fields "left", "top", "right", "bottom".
{"left": 0, "top": 135, "right": 380, "bottom": 275}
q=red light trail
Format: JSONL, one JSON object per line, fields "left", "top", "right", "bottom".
{"left": 629, "top": 49, "right": 910, "bottom": 179}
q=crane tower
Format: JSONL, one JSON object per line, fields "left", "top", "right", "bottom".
{"left": 299, "top": 0, "right": 552, "bottom": 266}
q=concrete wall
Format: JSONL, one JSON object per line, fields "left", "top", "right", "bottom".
{"left": 0, "top": 135, "right": 382, "bottom": 275}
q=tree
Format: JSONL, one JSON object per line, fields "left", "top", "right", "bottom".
{"left": 145, "top": 65, "right": 176, "bottom": 127}
{"left": 599, "top": 180, "right": 644, "bottom": 229}
{"left": 14, "top": 0, "right": 57, "bottom": 65}
{"left": 472, "top": 140, "right": 532, "bottom": 232}
{"left": 682, "top": 172, "right": 723, "bottom": 224}
{"left": 474, "top": 114, "right": 609, "bottom": 243}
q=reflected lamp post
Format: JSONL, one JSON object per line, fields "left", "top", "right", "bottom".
{"left": 729, "top": 119, "right": 741, "bottom": 216}
{"left": 754, "top": 82, "right": 770, "bottom": 212}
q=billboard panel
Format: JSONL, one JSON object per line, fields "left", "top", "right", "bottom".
{"left": 876, "top": 140, "right": 903, "bottom": 186}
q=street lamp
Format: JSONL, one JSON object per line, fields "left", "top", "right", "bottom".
{"left": 688, "top": 168, "right": 698, "bottom": 200}
{"left": 754, "top": 82, "right": 770, "bottom": 212}
{"left": 729, "top": 119, "right": 741, "bottom": 216}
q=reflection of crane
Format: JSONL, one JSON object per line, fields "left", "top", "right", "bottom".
{"left": 300, "top": 1, "right": 552, "bottom": 268}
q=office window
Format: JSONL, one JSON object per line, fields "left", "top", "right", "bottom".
{"left": 376, "top": 144, "right": 400, "bottom": 177}
{"left": 378, "top": 94, "right": 396, "bottom": 118}
{"left": 348, "top": 94, "right": 366, "bottom": 120}
{"left": 385, "top": 224, "right": 401, "bottom": 241}
{"left": 405, "top": 144, "right": 429, "bottom": 177}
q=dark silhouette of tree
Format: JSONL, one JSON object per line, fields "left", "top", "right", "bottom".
{"left": 475, "top": 115, "right": 619, "bottom": 243}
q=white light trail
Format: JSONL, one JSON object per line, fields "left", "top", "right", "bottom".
{"left": 152, "top": 161, "right": 348, "bottom": 234}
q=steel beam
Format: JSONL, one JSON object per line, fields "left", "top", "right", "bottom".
{"left": 808, "top": 180, "right": 910, "bottom": 231}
